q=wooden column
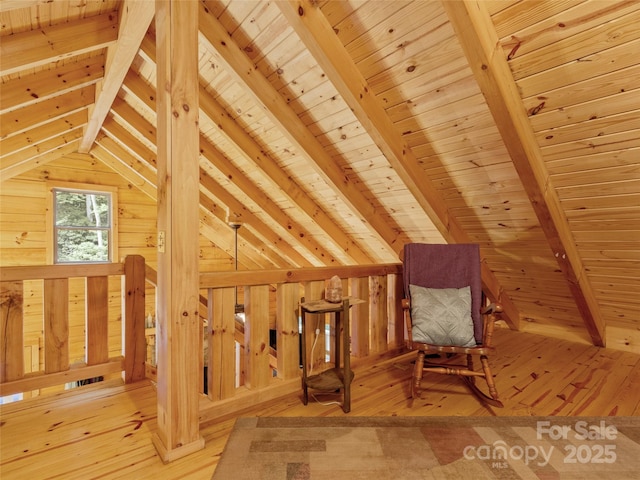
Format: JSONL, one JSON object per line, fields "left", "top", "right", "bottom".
{"left": 151, "top": 0, "right": 204, "bottom": 463}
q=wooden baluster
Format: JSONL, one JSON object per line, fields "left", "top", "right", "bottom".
{"left": 123, "top": 255, "right": 145, "bottom": 383}
{"left": 370, "top": 275, "right": 388, "bottom": 354}
{"left": 303, "top": 281, "right": 325, "bottom": 373}
{"left": 86, "top": 276, "right": 109, "bottom": 365}
{"left": 244, "top": 285, "right": 270, "bottom": 389}
{"left": 208, "top": 286, "right": 235, "bottom": 401}
{"left": 1, "top": 281, "right": 24, "bottom": 382}
{"left": 276, "top": 283, "right": 300, "bottom": 380}
{"left": 350, "top": 277, "right": 370, "bottom": 357}
{"left": 44, "top": 278, "right": 69, "bottom": 374}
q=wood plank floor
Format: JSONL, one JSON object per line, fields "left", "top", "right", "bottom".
{"left": 1, "top": 327, "right": 639, "bottom": 479}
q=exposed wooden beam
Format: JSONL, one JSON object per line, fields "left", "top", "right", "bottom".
{"left": 278, "top": 0, "right": 521, "bottom": 329}
{"left": 107, "top": 99, "right": 288, "bottom": 269}
{"left": 198, "top": 168, "right": 310, "bottom": 268}
{"left": 94, "top": 134, "right": 157, "bottom": 194}
{"left": 110, "top": 88, "right": 298, "bottom": 269}
{"left": 0, "top": 110, "right": 87, "bottom": 160}
{"left": 134, "top": 33, "right": 361, "bottom": 266}
{"left": 443, "top": 0, "right": 606, "bottom": 346}
{"left": 111, "top": 96, "right": 157, "bottom": 145}
{"left": 0, "top": 128, "right": 84, "bottom": 175}
{"left": 199, "top": 136, "right": 332, "bottom": 267}
{"left": 1, "top": 86, "right": 94, "bottom": 139}
{"left": 0, "top": 13, "right": 117, "bottom": 76}
{"left": 102, "top": 116, "right": 158, "bottom": 171}
{"left": 197, "top": 85, "right": 375, "bottom": 265}
{"left": 0, "top": 54, "right": 104, "bottom": 114}
{"left": 78, "top": 1, "right": 154, "bottom": 153}
{"left": 93, "top": 137, "right": 285, "bottom": 269}
{"left": 198, "top": 192, "right": 288, "bottom": 270}
{"left": 90, "top": 144, "right": 157, "bottom": 200}
{"left": 120, "top": 67, "right": 336, "bottom": 268}
{"left": 0, "top": 142, "right": 79, "bottom": 182}
{"left": 198, "top": 1, "right": 406, "bottom": 258}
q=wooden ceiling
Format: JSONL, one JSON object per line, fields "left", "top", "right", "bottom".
{"left": 1, "top": 0, "right": 638, "bottom": 351}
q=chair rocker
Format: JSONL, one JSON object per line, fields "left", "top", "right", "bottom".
{"left": 401, "top": 243, "right": 503, "bottom": 408}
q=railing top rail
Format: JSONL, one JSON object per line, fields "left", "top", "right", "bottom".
{"left": 0, "top": 262, "right": 125, "bottom": 282}
{"left": 199, "top": 263, "right": 402, "bottom": 289}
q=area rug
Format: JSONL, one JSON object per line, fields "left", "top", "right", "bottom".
{"left": 212, "top": 416, "right": 640, "bottom": 479}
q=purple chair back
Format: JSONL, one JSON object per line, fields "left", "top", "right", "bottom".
{"left": 403, "top": 243, "right": 483, "bottom": 344}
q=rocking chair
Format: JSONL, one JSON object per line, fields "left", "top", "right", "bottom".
{"left": 401, "top": 243, "right": 503, "bottom": 407}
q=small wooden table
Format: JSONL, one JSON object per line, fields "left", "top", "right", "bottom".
{"left": 300, "top": 297, "right": 362, "bottom": 413}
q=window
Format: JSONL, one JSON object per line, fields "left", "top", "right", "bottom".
{"left": 50, "top": 184, "right": 117, "bottom": 264}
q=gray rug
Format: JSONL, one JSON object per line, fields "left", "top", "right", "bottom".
{"left": 212, "top": 416, "right": 640, "bottom": 479}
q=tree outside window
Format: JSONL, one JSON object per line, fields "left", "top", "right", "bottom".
{"left": 54, "top": 188, "right": 112, "bottom": 263}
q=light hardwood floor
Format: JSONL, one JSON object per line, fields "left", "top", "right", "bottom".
{"left": 1, "top": 327, "right": 639, "bottom": 479}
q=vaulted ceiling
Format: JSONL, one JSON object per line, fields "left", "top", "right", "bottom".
{"left": 1, "top": 0, "right": 638, "bottom": 351}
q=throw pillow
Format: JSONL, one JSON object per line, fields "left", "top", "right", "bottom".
{"left": 409, "top": 284, "right": 476, "bottom": 347}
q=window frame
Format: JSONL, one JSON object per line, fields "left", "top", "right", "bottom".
{"left": 46, "top": 181, "right": 119, "bottom": 265}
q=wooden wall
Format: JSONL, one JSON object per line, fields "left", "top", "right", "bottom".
{"left": 0, "top": 154, "right": 235, "bottom": 381}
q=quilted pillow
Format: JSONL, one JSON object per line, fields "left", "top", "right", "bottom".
{"left": 409, "top": 284, "right": 476, "bottom": 347}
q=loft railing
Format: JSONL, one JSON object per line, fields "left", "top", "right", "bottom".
{"left": 196, "top": 263, "right": 404, "bottom": 419}
{"left": 1, "top": 257, "right": 405, "bottom": 415}
{"left": 0, "top": 256, "right": 147, "bottom": 398}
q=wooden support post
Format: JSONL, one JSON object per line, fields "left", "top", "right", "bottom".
{"left": 44, "top": 278, "right": 69, "bottom": 373}
{"left": 123, "top": 255, "right": 146, "bottom": 382}
{"left": 208, "top": 287, "right": 235, "bottom": 401}
{"left": 350, "top": 277, "right": 370, "bottom": 357}
{"left": 0, "top": 281, "right": 24, "bottom": 382}
{"left": 86, "top": 276, "right": 109, "bottom": 365}
{"left": 276, "top": 283, "right": 300, "bottom": 380}
{"left": 152, "top": 0, "right": 204, "bottom": 463}
{"left": 244, "top": 285, "right": 270, "bottom": 389}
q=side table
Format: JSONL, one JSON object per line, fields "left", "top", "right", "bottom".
{"left": 300, "top": 297, "right": 361, "bottom": 413}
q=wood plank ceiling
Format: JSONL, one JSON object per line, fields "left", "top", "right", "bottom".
{"left": 1, "top": 0, "right": 638, "bottom": 351}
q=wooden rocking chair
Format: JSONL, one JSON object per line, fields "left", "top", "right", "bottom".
{"left": 401, "top": 243, "right": 503, "bottom": 408}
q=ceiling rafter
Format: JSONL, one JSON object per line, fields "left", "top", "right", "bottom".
{"left": 278, "top": 0, "right": 520, "bottom": 329}
{"left": 200, "top": 167, "right": 304, "bottom": 268}
{"left": 92, "top": 140, "right": 282, "bottom": 269}
{"left": 442, "top": 0, "right": 606, "bottom": 346}
{"left": 198, "top": 0, "right": 406, "bottom": 259}
{"left": 197, "top": 85, "right": 376, "bottom": 265}
{"left": 0, "top": 54, "right": 105, "bottom": 114}
{"left": 78, "top": 0, "right": 154, "bottom": 153}
{"left": 1, "top": 128, "right": 84, "bottom": 173}
{"left": 1, "top": 86, "right": 95, "bottom": 141}
{"left": 1, "top": 142, "right": 80, "bottom": 180}
{"left": 1, "top": 111, "right": 86, "bottom": 161}
{"left": 0, "top": 13, "right": 117, "bottom": 76}
{"left": 199, "top": 137, "right": 326, "bottom": 267}
{"left": 118, "top": 70, "right": 332, "bottom": 268}
{"left": 197, "top": 193, "right": 277, "bottom": 270}
{"left": 137, "top": 32, "right": 367, "bottom": 266}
